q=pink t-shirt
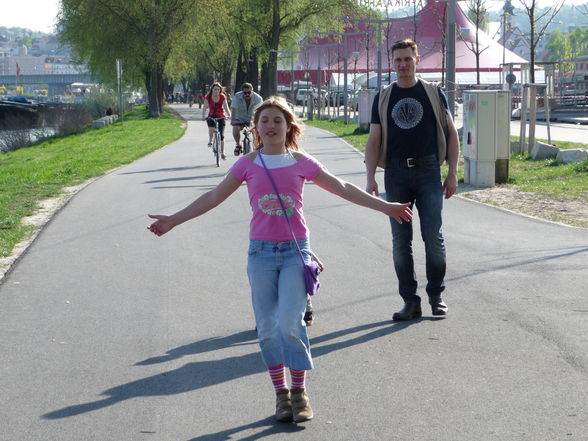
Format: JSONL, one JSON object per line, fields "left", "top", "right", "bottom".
{"left": 229, "top": 154, "right": 324, "bottom": 241}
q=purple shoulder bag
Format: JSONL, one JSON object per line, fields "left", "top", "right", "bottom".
{"left": 258, "top": 152, "right": 321, "bottom": 296}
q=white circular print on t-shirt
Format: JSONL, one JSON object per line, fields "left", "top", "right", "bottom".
{"left": 391, "top": 98, "right": 424, "bottom": 130}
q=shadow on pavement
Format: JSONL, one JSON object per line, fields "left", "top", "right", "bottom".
{"left": 143, "top": 173, "right": 226, "bottom": 184}
{"left": 42, "top": 319, "right": 421, "bottom": 420}
{"left": 186, "top": 416, "right": 305, "bottom": 441}
{"left": 119, "top": 165, "right": 212, "bottom": 175}
{"left": 136, "top": 330, "right": 258, "bottom": 366}
{"left": 447, "top": 245, "right": 588, "bottom": 284}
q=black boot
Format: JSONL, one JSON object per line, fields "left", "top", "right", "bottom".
{"left": 303, "top": 297, "right": 314, "bottom": 326}
{"left": 429, "top": 295, "right": 448, "bottom": 316}
{"left": 392, "top": 302, "right": 422, "bottom": 321}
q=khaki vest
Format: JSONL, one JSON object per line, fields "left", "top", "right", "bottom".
{"left": 376, "top": 78, "right": 448, "bottom": 169}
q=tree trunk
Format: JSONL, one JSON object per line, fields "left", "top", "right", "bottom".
{"left": 249, "top": 50, "right": 260, "bottom": 92}
{"left": 476, "top": 27, "right": 481, "bottom": 85}
{"left": 529, "top": 5, "right": 536, "bottom": 83}
{"left": 157, "top": 67, "right": 164, "bottom": 115}
{"left": 267, "top": 50, "right": 278, "bottom": 97}
{"left": 235, "top": 47, "right": 246, "bottom": 89}
{"left": 144, "top": 71, "right": 151, "bottom": 110}
{"left": 263, "top": 0, "right": 281, "bottom": 98}
{"left": 221, "top": 61, "right": 233, "bottom": 90}
{"left": 260, "top": 61, "right": 270, "bottom": 98}
{"left": 148, "top": 69, "right": 160, "bottom": 118}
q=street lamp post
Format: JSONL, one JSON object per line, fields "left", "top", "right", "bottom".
{"left": 313, "top": 30, "right": 366, "bottom": 124}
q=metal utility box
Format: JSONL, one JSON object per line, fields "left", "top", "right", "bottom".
{"left": 462, "top": 90, "right": 511, "bottom": 187}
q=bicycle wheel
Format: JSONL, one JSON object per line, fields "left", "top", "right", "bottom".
{"left": 214, "top": 132, "right": 221, "bottom": 167}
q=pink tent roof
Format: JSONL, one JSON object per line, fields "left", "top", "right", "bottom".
{"left": 293, "top": 1, "right": 528, "bottom": 74}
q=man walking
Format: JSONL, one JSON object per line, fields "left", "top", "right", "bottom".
{"left": 230, "top": 82, "right": 263, "bottom": 156}
{"left": 364, "top": 39, "right": 459, "bottom": 321}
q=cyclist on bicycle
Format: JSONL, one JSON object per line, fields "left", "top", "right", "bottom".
{"left": 202, "top": 82, "right": 231, "bottom": 160}
{"left": 230, "top": 82, "right": 262, "bottom": 156}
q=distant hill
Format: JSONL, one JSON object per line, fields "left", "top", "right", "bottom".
{"left": 0, "top": 26, "right": 52, "bottom": 39}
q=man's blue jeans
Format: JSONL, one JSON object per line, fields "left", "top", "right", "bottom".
{"left": 384, "top": 156, "right": 446, "bottom": 304}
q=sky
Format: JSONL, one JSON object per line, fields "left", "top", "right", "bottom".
{"left": 2, "top": 0, "right": 60, "bottom": 33}
{"left": 1, "top": 0, "right": 587, "bottom": 33}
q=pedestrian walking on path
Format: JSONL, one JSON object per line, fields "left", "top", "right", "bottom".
{"left": 365, "top": 39, "right": 460, "bottom": 321}
{"left": 147, "top": 96, "right": 412, "bottom": 423}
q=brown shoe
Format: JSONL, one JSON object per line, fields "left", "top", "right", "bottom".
{"left": 275, "top": 389, "right": 292, "bottom": 423}
{"left": 290, "top": 387, "right": 313, "bottom": 422}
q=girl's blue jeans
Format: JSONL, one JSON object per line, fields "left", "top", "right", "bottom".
{"left": 384, "top": 156, "right": 447, "bottom": 304}
{"left": 247, "top": 239, "right": 314, "bottom": 371}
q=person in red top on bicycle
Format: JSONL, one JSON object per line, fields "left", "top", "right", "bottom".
{"left": 202, "top": 82, "right": 231, "bottom": 160}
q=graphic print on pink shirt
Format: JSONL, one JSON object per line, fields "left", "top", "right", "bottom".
{"left": 228, "top": 154, "right": 324, "bottom": 241}
{"left": 258, "top": 194, "right": 295, "bottom": 218}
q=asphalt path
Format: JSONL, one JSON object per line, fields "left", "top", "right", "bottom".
{"left": 1, "top": 103, "right": 587, "bottom": 441}
{"left": 509, "top": 120, "right": 588, "bottom": 144}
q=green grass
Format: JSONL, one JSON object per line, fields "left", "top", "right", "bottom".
{"left": 508, "top": 154, "right": 588, "bottom": 200}
{"left": 0, "top": 107, "right": 185, "bottom": 258}
{"left": 304, "top": 118, "right": 588, "bottom": 202}
{"left": 304, "top": 119, "right": 370, "bottom": 150}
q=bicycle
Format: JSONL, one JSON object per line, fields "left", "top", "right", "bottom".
{"left": 241, "top": 121, "right": 252, "bottom": 155}
{"left": 233, "top": 120, "right": 252, "bottom": 156}
{"left": 207, "top": 117, "right": 224, "bottom": 167}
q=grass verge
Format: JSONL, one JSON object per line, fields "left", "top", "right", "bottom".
{"left": 510, "top": 136, "right": 587, "bottom": 150}
{"left": 0, "top": 106, "right": 185, "bottom": 259}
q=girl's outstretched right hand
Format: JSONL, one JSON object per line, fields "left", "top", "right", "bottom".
{"left": 147, "top": 214, "right": 175, "bottom": 236}
{"left": 386, "top": 202, "right": 413, "bottom": 225}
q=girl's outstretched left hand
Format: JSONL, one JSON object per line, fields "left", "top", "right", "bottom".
{"left": 147, "top": 214, "right": 175, "bottom": 236}
{"left": 387, "top": 202, "right": 413, "bottom": 224}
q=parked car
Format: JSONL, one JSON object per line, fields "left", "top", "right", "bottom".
{"left": 295, "top": 88, "right": 328, "bottom": 105}
{"left": 328, "top": 91, "right": 351, "bottom": 106}
{"left": 295, "top": 88, "right": 312, "bottom": 105}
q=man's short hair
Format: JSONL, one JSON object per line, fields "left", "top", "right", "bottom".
{"left": 241, "top": 82, "right": 253, "bottom": 90}
{"left": 391, "top": 39, "right": 419, "bottom": 57}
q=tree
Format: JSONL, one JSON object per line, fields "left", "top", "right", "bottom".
{"left": 20, "top": 34, "right": 33, "bottom": 49}
{"left": 546, "top": 27, "right": 588, "bottom": 82}
{"left": 430, "top": 2, "right": 448, "bottom": 87}
{"left": 228, "top": 0, "right": 358, "bottom": 98}
{"left": 547, "top": 29, "right": 573, "bottom": 77}
{"left": 58, "top": 0, "right": 210, "bottom": 118}
{"left": 463, "top": 0, "right": 490, "bottom": 85}
{"left": 518, "top": 0, "right": 564, "bottom": 83}
{"left": 569, "top": 27, "right": 588, "bottom": 58}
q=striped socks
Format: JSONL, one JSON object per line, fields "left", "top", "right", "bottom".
{"left": 268, "top": 365, "right": 307, "bottom": 391}
{"left": 268, "top": 364, "right": 287, "bottom": 391}
{"left": 290, "top": 368, "right": 306, "bottom": 390}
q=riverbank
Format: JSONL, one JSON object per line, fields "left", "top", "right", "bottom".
{"left": 0, "top": 107, "right": 185, "bottom": 278}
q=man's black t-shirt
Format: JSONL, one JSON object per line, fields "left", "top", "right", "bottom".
{"left": 371, "top": 81, "right": 448, "bottom": 164}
